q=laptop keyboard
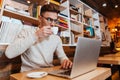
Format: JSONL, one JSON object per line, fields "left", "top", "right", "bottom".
{"left": 58, "top": 69, "right": 71, "bottom": 75}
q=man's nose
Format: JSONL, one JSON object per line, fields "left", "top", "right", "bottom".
{"left": 50, "top": 21, "right": 55, "bottom": 27}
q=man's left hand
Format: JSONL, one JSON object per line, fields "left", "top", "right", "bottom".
{"left": 61, "top": 59, "right": 72, "bottom": 69}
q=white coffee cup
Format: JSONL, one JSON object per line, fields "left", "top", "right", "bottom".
{"left": 51, "top": 27, "right": 58, "bottom": 35}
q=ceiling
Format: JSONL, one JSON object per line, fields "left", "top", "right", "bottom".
{"left": 80, "top": 0, "right": 120, "bottom": 19}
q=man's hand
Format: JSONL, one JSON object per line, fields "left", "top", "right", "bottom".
{"left": 35, "top": 26, "right": 52, "bottom": 39}
{"left": 61, "top": 59, "right": 72, "bottom": 69}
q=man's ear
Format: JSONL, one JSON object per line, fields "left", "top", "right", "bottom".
{"left": 38, "top": 15, "right": 42, "bottom": 23}
{"left": 38, "top": 15, "right": 42, "bottom": 26}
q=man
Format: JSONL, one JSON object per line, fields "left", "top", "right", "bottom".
{"left": 105, "top": 26, "right": 111, "bottom": 46}
{"left": 5, "top": 3, "right": 72, "bottom": 72}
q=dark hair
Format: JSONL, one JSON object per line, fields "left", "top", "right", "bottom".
{"left": 40, "top": 3, "right": 60, "bottom": 15}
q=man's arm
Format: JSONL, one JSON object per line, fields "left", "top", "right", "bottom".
{"left": 55, "top": 37, "right": 72, "bottom": 69}
{"left": 5, "top": 28, "right": 37, "bottom": 59}
{"left": 5, "top": 26, "right": 53, "bottom": 59}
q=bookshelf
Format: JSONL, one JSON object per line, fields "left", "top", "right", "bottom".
{"left": 0, "top": 0, "right": 108, "bottom": 46}
{"left": 69, "top": 0, "right": 109, "bottom": 45}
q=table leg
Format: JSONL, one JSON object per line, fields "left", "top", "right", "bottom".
{"left": 106, "top": 77, "right": 112, "bottom": 80}
{"left": 118, "top": 65, "right": 120, "bottom": 77}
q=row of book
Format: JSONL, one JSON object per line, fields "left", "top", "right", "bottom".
{"left": 4, "top": 0, "right": 61, "bottom": 18}
{"left": 70, "top": 22, "right": 82, "bottom": 33}
{"left": 0, "top": 21, "right": 23, "bottom": 43}
{"left": 70, "top": 13, "right": 82, "bottom": 23}
{"left": 58, "top": 17, "right": 68, "bottom": 28}
{"left": 83, "top": 16, "right": 92, "bottom": 26}
{"left": 0, "top": 21, "right": 36, "bottom": 43}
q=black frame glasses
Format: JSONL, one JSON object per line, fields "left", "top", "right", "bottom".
{"left": 42, "top": 16, "right": 58, "bottom": 24}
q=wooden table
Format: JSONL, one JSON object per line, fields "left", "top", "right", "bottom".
{"left": 104, "top": 54, "right": 120, "bottom": 57}
{"left": 98, "top": 56, "right": 120, "bottom": 78}
{"left": 98, "top": 56, "right": 120, "bottom": 65}
{"left": 104, "top": 53, "right": 120, "bottom": 57}
{"left": 10, "top": 66, "right": 111, "bottom": 80}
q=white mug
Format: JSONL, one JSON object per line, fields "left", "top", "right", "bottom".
{"left": 51, "top": 27, "right": 58, "bottom": 35}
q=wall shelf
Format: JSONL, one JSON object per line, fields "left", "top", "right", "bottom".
{"left": 3, "top": 9, "right": 39, "bottom": 25}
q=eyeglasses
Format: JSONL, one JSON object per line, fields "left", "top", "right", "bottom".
{"left": 42, "top": 16, "right": 58, "bottom": 24}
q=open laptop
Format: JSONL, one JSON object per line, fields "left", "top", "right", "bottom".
{"left": 49, "top": 37, "right": 101, "bottom": 78}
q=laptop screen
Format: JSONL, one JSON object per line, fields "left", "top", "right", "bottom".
{"left": 70, "top": 37, "right": 101, "bottom": 78}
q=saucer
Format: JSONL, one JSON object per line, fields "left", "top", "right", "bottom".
{"left": 27, "top": 72, "right": 48, "bottom": 78}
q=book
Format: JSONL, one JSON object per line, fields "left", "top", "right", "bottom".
{"left": 0, "top": 0, "right": 3, "bottom": 8}
{"left": 50, "top": 0, "right": 60, "bottom": 5}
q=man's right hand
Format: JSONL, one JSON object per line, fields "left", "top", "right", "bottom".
{"left": 35, "top": 26, "right": 53, "bottom": 39}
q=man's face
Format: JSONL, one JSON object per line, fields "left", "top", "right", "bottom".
{"left": 40, "top": 12, "right": 58, "bottom": 27}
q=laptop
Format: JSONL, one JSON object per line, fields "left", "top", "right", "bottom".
{"left": 49, "top": 37, "right": 101, "bottom": 78}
